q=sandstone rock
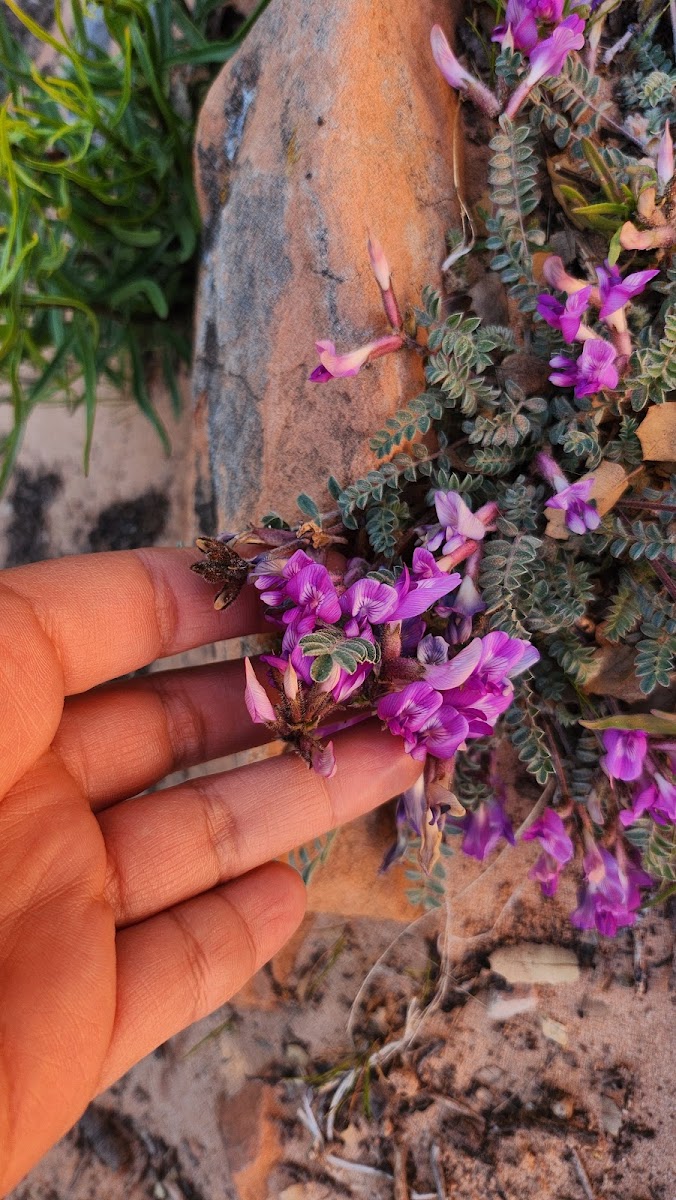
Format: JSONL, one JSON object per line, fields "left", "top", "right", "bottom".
{"left": 218, "top": 1081, "right": 282, "bottom": 1200}
{"left": 192, "top": 0, "right": 461, "bottom": 529}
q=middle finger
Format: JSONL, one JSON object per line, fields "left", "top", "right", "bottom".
{"left": 100, "top": 722, "right": 421, "bottom": 927}
{"left": 53, "top": 657, "right": 275, "bottom": 812}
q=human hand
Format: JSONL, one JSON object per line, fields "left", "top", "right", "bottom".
{"left": 0, "top": 548, "right": 420, "bottom": 1193}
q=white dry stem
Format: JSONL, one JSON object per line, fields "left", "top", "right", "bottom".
{"left": 430, "top": 1143, "right": 448, "bottom": 1200}
{"left": 325, "top": 1155, "right": 438, "bottom": 1200}
{"left": 296, "top": 1090, "right": 324, "bottom": 1148}
{"left": 442, "top": 101, "right": 475, "bottom": 272}
{"left": 603, "top": 25, "right": 635, "bottom": 64}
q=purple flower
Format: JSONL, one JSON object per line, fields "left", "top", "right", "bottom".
{"left": 431, "top": 491, "right": 489, "bottom": 555}
{"left": 341, "top": 559, "right": 459, "bottom": 629}
{"left": 341, "top": 577, "right": 399, "bottom": 625}
{"left": 601, "top": 728, "right": 648, "bottom": 782}
{"left": 390, "top": 562, "right": 462, "bottom": 622}
{"left": 620, "top": 772, "right": 676, "bottom": 827}
{"left": 571, "top": 845, "right": 652, "bottom": 936}
{"left": 528, "top": 13, "right": 585, "bottom": 77}
{"left": 522, "top": 807, "right": 574, "bottom": 896}
{"left": 426, "top": 631, "right": 539, "bottom": 736}
{"left": 596, "top": 261, "right": 659, "bottom": 320}
{"left": 309, "top": 333, "right": 404, "bottom": 382}
{"left": 377, "top": 682, "right": 469, "bottom": 761}
{"left": 445, "top": 574, "right": 486, "bottom": 645}
{"left": 546, "top": 478, "right": 600, "bottom": 534}
{"left": 413, "top": 703, "right": 469, "bottom": 761}
{"left": 523, "top": 808, "right": 574, "bottom": 862}
{"left": 462, "top": 798, "right": 515, "bottom": 861}
{"left": 285, "top": 563, "right": 342, "bottom": 624}
{"left": 549, "top": 337, "right": 619, "bottom": 397}
{"left": 537, "top": 286, "right": 591, "bottom": 342}
{"left": 377, "top": 682, "right": 443, "bottom": 753}
{"left": 492, "top": 0, "right": 539, "bottom": 53}
{"left": 244, "top": 658, "right": 276, "bottom": 725}
{"left": 505, "top": 15, "right": 586, "bottom": 117}
{"left": 417, "top": 634, "right": 450, "bottom": 665}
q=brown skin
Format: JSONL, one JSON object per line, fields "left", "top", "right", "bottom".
{"left": 0, "top": 548, "right": 420, "bottom": 1194}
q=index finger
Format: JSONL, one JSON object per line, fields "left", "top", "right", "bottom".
{"left": 2, "top": 547, "right": 267, "bottom": 695}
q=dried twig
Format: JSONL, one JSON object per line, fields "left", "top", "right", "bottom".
{"left": 325, "top": 1154, "right": 437, "bottom": 1199}
{"left": 568, "top": 1144, "right": 597, "bottom": 1200}
{"left": 632, "top": 919, "right": 647, "bottom": 995}
{"left": 394, "top": 1145, "right": 410, "bottom": 1200}
{"left": 430, "top": 1143, "right": 448, "bottom": 1200}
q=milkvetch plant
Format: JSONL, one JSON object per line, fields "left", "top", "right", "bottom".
{"left": 193, "top": 0, "right": 676, "bottom": 934}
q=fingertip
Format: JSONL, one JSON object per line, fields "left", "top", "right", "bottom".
{"left": 223, "top": 860, "right": 307, "bottom": 962}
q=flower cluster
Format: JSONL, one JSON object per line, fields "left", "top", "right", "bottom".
{"left": 194, "top": 0, "right": 676, "bottom": 941}
{"left": 537, "top": 257, "right": 658, "bottom": 374}
{"left": 602, "top": 729, "right": 676, "bottom": 827}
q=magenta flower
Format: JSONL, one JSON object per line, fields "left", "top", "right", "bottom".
{"left": 596, "top": 261, "right": 659, "bottom": 321}
{"left": 430, "top": 24, "right": 500, "bottom": 116}
{"left": 377, "top": 681, "right": 443, "bottom": 753}
{"left": 431, "top": 490, "right": 490, "bottom": 555}
{"left": 253, "top": 549, "right": 316, "bottom": 607}
{"left": 445, "top": 573, "right": 486, "bottom": 645}
{"left": 522, "top": 807, "right": 574, "bottom": 896}
{"left": 549, "top": 337, "right": 618, "bottom": 397}
{"left": 536, "top": 286, "right": 591, "bottom": 342}
{"left": 426, "top": 631, "right": 539, "bottom": 736}
{"left": 341, "top": 559, "right": 460, "bottom": 629}
{"left": 412, "top": 703, "right": 469, "bottom": 761}
{"left": 571, "top": 845, "right": 652, "bottom": 937}
{"left": 416, "top": 634, "right": 450, "bottom": 665}
{"left": 547, "top": 479, "right": 600, "bottom": 534}
{"left": 285, "top": 563, "right": 342, "bottom": 624}
{"left": 528, "top": 13, "right": 585, "bottom": 76}
{"left": 601, "top": 728, "right": 648, "bottom": 782}
{"left": 244, "top": 658, "right": 276, "bottom": 725}
{"left": 492, "top": 0, "right": 539, "bottom": 53}
{"left": 536, "top": 452, "right": 600, "bottom": 534}
{"left": 620, "top": 772, "right": 676, "bottom": 827}
{"left": 461, "top": 798, "right": 515, "bottom": 860}
{"left": 309, "top": 333, "right": 404, "bottom": 382}
{"left": 390, "top": 562, "right": 462, "bottom": 621}
{"left": 505, "top": 15, "right": 586, "bottom": 117}
{"left": 341, "top": 577, "right": 399, "bottom": 625}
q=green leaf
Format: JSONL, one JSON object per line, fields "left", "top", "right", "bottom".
{"left": 297, "top": 492, "right": 320, "bottom": 520}
{"left": 580, "top": 711, "right": 676, "bottom": 736}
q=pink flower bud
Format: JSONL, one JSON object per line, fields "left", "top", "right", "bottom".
{"left": 283, "top": 659, "right": 299, "bottom": 701}
{"left": 431, "top": 24, "right": 500, "bottom": 117}
{"left": 657, "top": 120, "right": 674, "bottom": 191}
{"left": 367, "top": 233, "right": 391, "bottom": 291}
{"left": 244, "top": 657, "right": 276, "bottom": 725}
{"left": 542, "top": 255, "right": 590, "bottom": 295}
{"left": 619, "top": 221, "right": 676, "bottom": 251}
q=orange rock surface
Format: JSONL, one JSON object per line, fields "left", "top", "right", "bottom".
{"left": 192, "top": 0, "right": 461, "bottom": 529}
